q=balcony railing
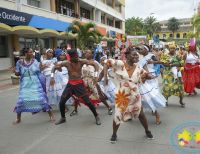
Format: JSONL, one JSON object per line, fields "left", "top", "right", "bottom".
{"left": 1, "top": 0, "right": 124, "bottom": 33}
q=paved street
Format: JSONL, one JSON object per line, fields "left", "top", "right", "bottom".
{"left": 0, "top": 83, "right": 200, "bottom": 154}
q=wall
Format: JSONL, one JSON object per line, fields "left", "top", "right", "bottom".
{"left": 40, "top": 0, "right": 50, "bottom": 10}
{"left": 0, "top": 58, "right": 11, "bottom": 70}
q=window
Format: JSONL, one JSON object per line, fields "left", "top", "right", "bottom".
{"left": 80, "top": 8, "right": 90, "bottom": 19}
{"left": 183, "top": 33, "right": 187, "bottom": 38}
{"left": 176, "top": 33, "right": 180, "bottom": 38}
{"left": 169, "top": 34, "right": 173, "bottom": 38}
{"left": 19, "top": 37, "right": 36, "bottom": 51}
{"left": 59, "top": 1, "right": 75, "bottom": 17}
{"left": 107, "top": 18, "right": 113, "bottom": 27}
{"left": 0, "top": 36, "right": 8, "bottom": 58}
{"left": 101, "top": 15, "right": 105, "bottom": 24}
{"left": 115, "top": 21, "right": 121, "bottom": 29}
{"left": 163, "top": 34, "right": 166, "bottom": 39}
{"left": 27, "top": 0, "right": 40, "bottom": 7}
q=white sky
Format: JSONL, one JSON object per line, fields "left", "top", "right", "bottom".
{"left": 125, "top": 0, "right": 200, "bottom": 21}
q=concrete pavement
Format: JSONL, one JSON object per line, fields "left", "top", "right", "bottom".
{"left": 0, "top": 86, "right": 200, "bottom": 154}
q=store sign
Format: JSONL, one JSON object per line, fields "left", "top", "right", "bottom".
{"left": 0, "top": 7, "right": 71, "bottom": 31}
{"left": 0, "top": 7, "right": 32, "bottom": 26}
{"left": 127, "top": 35, "right": 146, "bottom": 45}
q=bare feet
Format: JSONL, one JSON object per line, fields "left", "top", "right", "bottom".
{"left": 65, "top": 107, "right": 69, "bottom": 113}
{"left": 49, "top": 116, "right": 55, "bottom": 123}
{"left": 13, "top": 119, "right": 21, "bottom": 125}
{"left": 155, "top": 115, "right": 161, "bottom": 125}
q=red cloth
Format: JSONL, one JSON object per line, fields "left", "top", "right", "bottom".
{"left": 68, "top": 80, "right": 84, "bottom": 85}
{"left": 183, "top": 63, "right": 200, "bottom": 93}
{"left": 68, "top": 80, "right": 100, "bottom": 107}
{"left": 66, "top": 54, "right": 71, "bottom": 61}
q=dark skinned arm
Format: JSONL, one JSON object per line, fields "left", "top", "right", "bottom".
{"left": 103, "top": 63, "right": 109, "bottom": 86}
{"left": 80, "top": 59, "right": 99, "bottom": 72}
{"left": 50, "top": 61, "right": 69, "bottom": 85}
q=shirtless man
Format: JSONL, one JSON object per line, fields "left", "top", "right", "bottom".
{"left": 51, "top": 49, "right": 101, "bottom": 125}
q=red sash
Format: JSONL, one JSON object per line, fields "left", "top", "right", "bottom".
{"left": 68, "top": 79, "right": 83, "bottom": 85}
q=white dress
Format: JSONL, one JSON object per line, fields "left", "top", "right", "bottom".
{"left": 138, "top": 53, "right": 166, "bottom": 112}
{"left": 42, "top": 58, "right": 63, "bottom": 106}
{"left": 98, "top": 68, "right": 116, "bottom": 104}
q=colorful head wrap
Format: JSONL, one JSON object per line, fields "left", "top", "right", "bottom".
{"left": 169, "top": 44, "right": 176, "bottom": 49}
{"left": 68, "top": 49, "right": 79, "bottom": 60}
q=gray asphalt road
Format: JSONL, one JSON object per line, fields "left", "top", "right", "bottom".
{"left": 0, "top": 87, "right": 200, "bottom": 154}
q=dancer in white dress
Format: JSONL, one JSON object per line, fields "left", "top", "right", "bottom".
{"left": 98, "top": 56, "right": 116, "bottom": 104}
{"left": 138, "top": 45, "right": 166, "bottom": 125}
{"left": 41, "top": 49, "right": 62, "bottom": 107}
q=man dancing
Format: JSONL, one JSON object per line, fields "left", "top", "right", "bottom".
{"left": 51, "top": 49, "right": 101, "bottom": 125}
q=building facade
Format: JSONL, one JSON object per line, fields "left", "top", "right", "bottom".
{"left": 155, "top": 18, "right": 192, "bottom": 40}
{"left": 0, "top": 0, "right": 125, "bottom": 70}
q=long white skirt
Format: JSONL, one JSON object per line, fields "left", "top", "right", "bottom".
{"left": 139, "top": 78, "right": 166, "bottom": 112}
{"left": 98, "top": 79, "right": 116, "bottom": 104}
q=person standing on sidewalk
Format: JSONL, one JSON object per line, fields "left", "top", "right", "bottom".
{"left": 13, "top": 48, "right": 54, "bottom": 124}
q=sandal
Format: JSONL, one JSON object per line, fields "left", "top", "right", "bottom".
{"left": 70, "top": 110, "right": 78, "bottom": 116}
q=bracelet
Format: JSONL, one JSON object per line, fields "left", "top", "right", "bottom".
{"left": 50, "top": 73, "right": 54, "bottom": 78}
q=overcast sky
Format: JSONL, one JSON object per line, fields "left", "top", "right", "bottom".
{"left": 125, "top": 0, "right": 200, "bottom": 21}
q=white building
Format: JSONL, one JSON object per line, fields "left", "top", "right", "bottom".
{"left": 0, "top": 0, "right": 125, "bottom": 70}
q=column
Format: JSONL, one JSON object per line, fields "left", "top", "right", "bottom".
{"left": 51, "top": 37, "right": 57, "bottom": 49}
{"left": 113, "top": 17, "right": 115, "bottom": 27}
{"left": 112, "top": 0, "right": 115, "bottom": 9}
{"left": 92, "top": 8, "right": 95, "bottom": 21}
{"left": 50, "top": 0, "right": 56, "bottom": 12}
{"left": 74, "top": 0, "right": 80, "bottom": 18}
{"left": 104, "top": 14, "right": 107, "bottom": 25}
{"left": 11, "top": 34, "right": 20, "bottom": 51}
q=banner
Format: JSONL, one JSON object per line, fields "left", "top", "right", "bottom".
{"left": 127, "top": 35, "right": 146, "bottom": 45}
{"left": 0, "top": 7, "right": 70, "bottom": 31}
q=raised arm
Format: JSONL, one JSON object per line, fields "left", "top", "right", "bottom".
{"left": 50, "top": 61, "right": 69, "bottom": 85}
{"left": 80, "top": 59, "right": 99, "bottom": 72}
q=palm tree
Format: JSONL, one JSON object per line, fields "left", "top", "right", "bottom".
{"left": 167, "top": 17, "right": 180, "bottom": 38}
{"left": 125, "top": 17, "right": 144, "bottom": 35}
{"left": 68, "top": 20, "right": 102, "bottom": 50}
{"left": 144, "top": 16, "right": 161, "bottom": 38}
{"left": 192, "top": 14, "right": 200, "bottom": 37}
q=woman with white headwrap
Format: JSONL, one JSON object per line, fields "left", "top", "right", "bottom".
{"left": 41, "top": 49, "right": 63, "bottom": 107}
{"left": 98, "top": 55, "right": 116, "bottom": 104}
{"left": 138, "top": 45, "right": 166, "bottom": 125}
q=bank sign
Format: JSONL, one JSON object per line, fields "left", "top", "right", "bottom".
{"left": 0, "top": 7, "right": 32, "bottom": 26}
{"left": 0, "top": 7, "right": 70, "bottom": 31}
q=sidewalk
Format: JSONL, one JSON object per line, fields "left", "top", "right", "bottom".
{"left": 0, "top": 70, "right": 12, "bottom": 81}
{"left": 0, "top": 70, "right": 18, "bottom": 91}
